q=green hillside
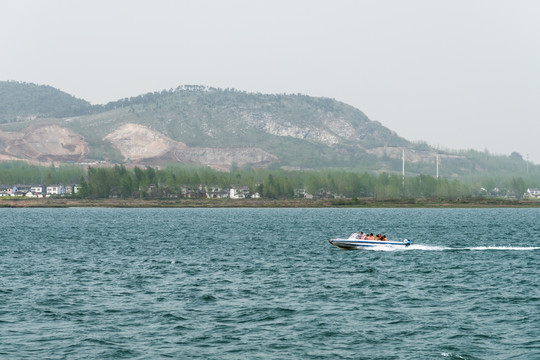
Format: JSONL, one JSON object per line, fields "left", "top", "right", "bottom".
{"left": 0, "top": 81, "right": 538, "bottom": 180}
{"left": 55, "top": 87, "right": 407, "bottom": 169}
{"left": 0, "top": 81, "right": 92, "bottom": 123}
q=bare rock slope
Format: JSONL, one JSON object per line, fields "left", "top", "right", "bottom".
{"left": 104, "top": 123, "right": 278, "bottom": 168}
{"left": 103, "top": 123, "right": 187, "bottom": 161}
{"left": 0, "top": 122, "right": 279, "bottom": 169}
{"left": 2, "top": 124, "right": 88, "bottom": 161}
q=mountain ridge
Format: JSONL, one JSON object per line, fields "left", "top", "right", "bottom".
{"left": 0, "top": 81, "right": 535, "bottom": 178}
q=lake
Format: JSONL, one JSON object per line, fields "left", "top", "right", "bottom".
{"left": 1, "top": 208, "right": 539, "bottom": 359}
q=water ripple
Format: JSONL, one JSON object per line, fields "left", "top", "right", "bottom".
{"left": 0, "top": 208, "right": 539, "bottom": 359}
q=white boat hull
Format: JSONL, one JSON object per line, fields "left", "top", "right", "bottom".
{"left": 329, "top": 238, "right": 410, "bottom": 249}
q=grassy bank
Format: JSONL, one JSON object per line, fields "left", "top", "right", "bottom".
{"left": 2, "top": 197, "right": 540, "bottom": 208}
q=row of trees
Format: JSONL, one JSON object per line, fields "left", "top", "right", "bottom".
{"left": 76, "top": 164, "right": 480, "bottom": 200}
{"left": 0, "top": 162, "right": 84, "bottom": 185}
{"left": 1, "top": 161, "right": 534, "bottom": 200}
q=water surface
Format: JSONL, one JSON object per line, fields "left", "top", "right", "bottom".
{"left": 1, "top": 208, "right": 539, "bottom": 359}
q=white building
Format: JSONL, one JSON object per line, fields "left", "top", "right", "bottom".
{"left": 0, "top": 185, "right": 16, "bottom": 196}
{"left": 47, "top": 184, "right": 65, "bottom": 195}
{"left": 64, "top": 184, "right": 80, "bottom": 195}
{"left": 526, "top": 188, "right": 540, "bottom": 198}
{"left": 31, "top": 185, "right": 44, "bottom": 193}
{"left": 229, "top": 186, "right": 249, "bottom": 199}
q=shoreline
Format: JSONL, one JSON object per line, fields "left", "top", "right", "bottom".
{"left": 2, "top": 197, "right": 540, "bottom": 208}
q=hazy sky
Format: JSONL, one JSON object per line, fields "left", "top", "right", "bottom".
{"left": 2, "top": 0, "right": 540, "bottom": 163}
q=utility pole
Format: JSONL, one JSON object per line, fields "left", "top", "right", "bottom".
{"left": 436, "top": 147, "right": 439, "bottom": 178}
{"left": 402, "top": 149, "right": 405, "bottom": 187}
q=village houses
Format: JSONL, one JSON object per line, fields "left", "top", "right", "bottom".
{"left": 2, "top": 181, "right": 355, "bottom": 200}
{"left": 0, "top": 184, "right": 80, "bottom": 197}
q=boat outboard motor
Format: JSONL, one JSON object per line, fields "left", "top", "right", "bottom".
{"left": 403, "top": 239, "right": 411, "bottom": 247}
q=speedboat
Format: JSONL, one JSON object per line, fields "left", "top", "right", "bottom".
{"left": 329, "top": 233, "right": 411, "bottom": 249}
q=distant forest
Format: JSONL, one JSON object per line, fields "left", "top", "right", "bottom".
{"left": 0, "top": 162, "right": 536, "bottom": 200}
{"left": 0, "top": 81, "right": 92, "bottom": 122}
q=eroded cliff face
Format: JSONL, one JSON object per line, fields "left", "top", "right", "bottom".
{"left": 103, "top": 123, "right": 187, "bottom": 161}
{"left": 0, "top": 123, "right": 281, "bottom": 169}
{"left": 365, "top": 146, "right": 465, "bottom": 164}
{"left": 2, "top": 124, "right": 88, "bottom": 161}
{"left": 103, "top": 123, "right": 278, "bottom": 168}
{"left": 0, "top": 121, "right": 455, "bottom": 169}
{"left": 173, "top": 147, "right": 279, "bottom": 169}
{"left": 241, "top": 111, "right": 343, "bottom": 146}
{"left": 239, "top": 109, "right": 391, "bottom": 148}
{"left": 0, "top": 120, "right": 280, "bottom": 169}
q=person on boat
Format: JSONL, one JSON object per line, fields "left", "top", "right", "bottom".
{"left": 376, "top": 234, "right": 382, "bottom": 241}
{"left": 360, "top": 232, "right": 367, "bottom": 239}
{"left": 367, "top": 233, "right": 374, "bottom": 240}
{"left": 354, "top": 232, "right": 363, "bottom": 239}
{"left": 382, "top": 235, "right": 389, "bottom": 241}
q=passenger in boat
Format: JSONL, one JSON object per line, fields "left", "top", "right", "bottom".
{"left": 355, "top": 232, "right": 364, "bottom": 239}
{"left": 360, "top": 232, "right": 367, "bottom": 239}
{"left": 367, "top": 233, "right": 374, "bottom": 240}
{"left": 376, "top": 234, "right": 382, "bottom": 241}
{"left": 382, "top": 235, "right": 389, "bottom": 241}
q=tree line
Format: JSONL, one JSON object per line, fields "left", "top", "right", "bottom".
{"left": 0, "top": 161, "right": 85, "bottom": 185}
{"left": 1, "top": 161, "right": 535, "bottom": 200}
{"left": 75, "top": 165, "right": 477, "bottom": 200}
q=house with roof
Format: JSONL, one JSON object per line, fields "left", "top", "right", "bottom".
{"left": 229, "top": 186, "right": 249, "bottom": 199}
{"left": 205, "top": 185, "right": 228, "bottom": 199}
{"left": 64, "top": 184, "right": 80, "bottom": 195}
{"left": 525, "top": 188, "right": 540, "bottom": 198}
{"left": 0, "top": 185, "right": 17, "bottom": 196}
{"left": 31, "top": 185, "right": 45, "bottom": 194}
{"left": 47, "top": 184, "right": 65, "bottom": 195}
{"left": 15, "top": 185, "right": 32, "bottom": 193}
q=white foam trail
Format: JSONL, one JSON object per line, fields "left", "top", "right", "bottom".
{"left": 441, "top": 353, "right": 466, "bottom": 359}
{"left": 408, "top": 244, "right": 450, "bottom": 251}
{"left": 354, "top": 244, "right": 539, "bottom": 252}
{"left": 406, "top": 245, "right": 540, "bottom": 251}
{"left": 467, "top": 246, "right": 540, "bottom": 251}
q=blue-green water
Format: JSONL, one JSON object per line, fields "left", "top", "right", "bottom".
{"left": 1, "top": 208, "right": 539, "bottom": 359}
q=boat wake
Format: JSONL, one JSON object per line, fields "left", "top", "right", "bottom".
{"left": 407, "top": 245, "right": 540, "bottom": 251}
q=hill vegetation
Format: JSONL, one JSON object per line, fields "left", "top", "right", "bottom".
{"left": 0, "top": 81, "right": 538, "bottom": 183}
{"left": 0, "top": 81, "right": 91, "bottom": 123}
